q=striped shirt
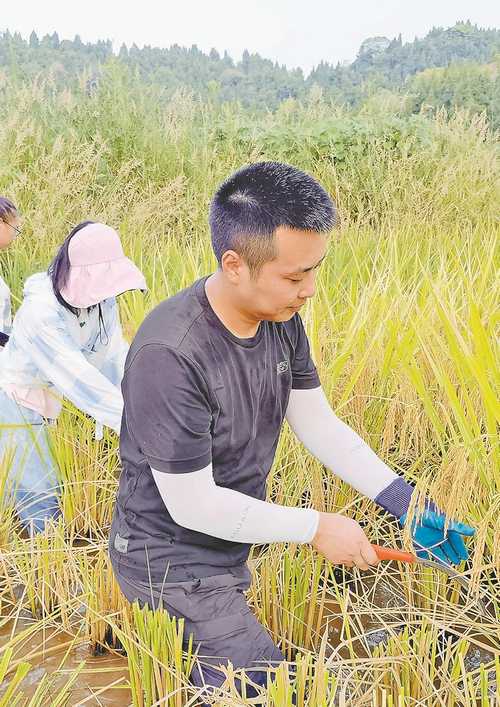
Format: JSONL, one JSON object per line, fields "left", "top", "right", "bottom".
{"left": 0, "top": 272, "right": 128, "bottom": 432}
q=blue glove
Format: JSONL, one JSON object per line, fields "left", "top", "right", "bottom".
{"left": 399, "top": 507, "right": 475, "bottom": 566}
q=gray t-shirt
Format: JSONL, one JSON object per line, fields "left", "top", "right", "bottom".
{"left": 109, "top": 275, "right": 320, "bottom": 582}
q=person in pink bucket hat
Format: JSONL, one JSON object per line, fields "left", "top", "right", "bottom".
{"left": 59, "top": 222, "right": 146, "bottom": 308}
{"left": 0, "top": 220, "right": 147, "bottom": 534}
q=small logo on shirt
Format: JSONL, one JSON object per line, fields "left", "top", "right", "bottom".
{"left": 277, "top": 360, "right": 289, "bottom": 374}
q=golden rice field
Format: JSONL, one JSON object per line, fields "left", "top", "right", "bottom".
{"left": 0, "top": 67, "right": 499, "bottom": 705}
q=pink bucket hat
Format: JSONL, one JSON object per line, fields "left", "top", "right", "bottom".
{"left": 60, "top": 223, "right": 147, "bottom": 308}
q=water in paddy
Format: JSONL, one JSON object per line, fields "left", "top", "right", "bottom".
{"left": 0, "top": 617, "right": 130, "bottom": 705}
{"left": 1, "top": 568, "right": 496, "bottom": 704}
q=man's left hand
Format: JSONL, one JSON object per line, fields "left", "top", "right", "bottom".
{"left": 400, "top": 507, "right": 475, "bottom": 566}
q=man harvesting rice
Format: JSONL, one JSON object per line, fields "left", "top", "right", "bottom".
{"left": 109, "top": 162, "right": 474, "bottom": 699}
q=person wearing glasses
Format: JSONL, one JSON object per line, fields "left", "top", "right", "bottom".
{"left": 0, "top": 221, "right": 147, "bottom": 533}
{"left": 0, "top": 197, "right": 21, "bottom": 348}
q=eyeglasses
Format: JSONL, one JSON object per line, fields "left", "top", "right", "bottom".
{"left": 2, "top": 220, "right": 22, "bottom": 237}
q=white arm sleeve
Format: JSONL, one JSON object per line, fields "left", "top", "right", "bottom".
{"left": 152, "top": 465, "right": 319, "bottom": 544}
{"left": 285, "top": 386, "right": 398, "bottom": 499}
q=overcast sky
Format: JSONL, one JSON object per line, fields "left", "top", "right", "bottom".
{"left": 2, "top": 0, "right": 499, "bottom": 74}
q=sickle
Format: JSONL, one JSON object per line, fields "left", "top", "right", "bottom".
{"left": 371, "top": 544, "right": 492, "bottom": 619}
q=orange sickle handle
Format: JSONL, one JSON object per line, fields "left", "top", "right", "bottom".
{"left": 372, "top": 544, "right": 417, "bottom": 564}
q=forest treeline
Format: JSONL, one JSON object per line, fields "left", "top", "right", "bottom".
{"left": 0, "top": 21, "right": 499, "bottom": 126}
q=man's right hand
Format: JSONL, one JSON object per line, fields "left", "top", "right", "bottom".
{"left": 311, "top": 512, "right": 379, "bottom": 570}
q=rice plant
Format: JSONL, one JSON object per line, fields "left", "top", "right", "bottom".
{"left": 117, "top": 602, "right": 196, "bottom": 707}
{"left": 0, "top": 71, "right": 498, "bottom": 704}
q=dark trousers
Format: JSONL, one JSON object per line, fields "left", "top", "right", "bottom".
{"left": 112, "top": 561, "right": 286, "bottom": 704}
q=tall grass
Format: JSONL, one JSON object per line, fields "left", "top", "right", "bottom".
{"left": 0, "top": 69, "right": 498, "bottom": 703}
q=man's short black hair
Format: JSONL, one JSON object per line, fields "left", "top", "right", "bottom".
{"left": 209, "top": 161, "right": 336, "bottom": 276}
